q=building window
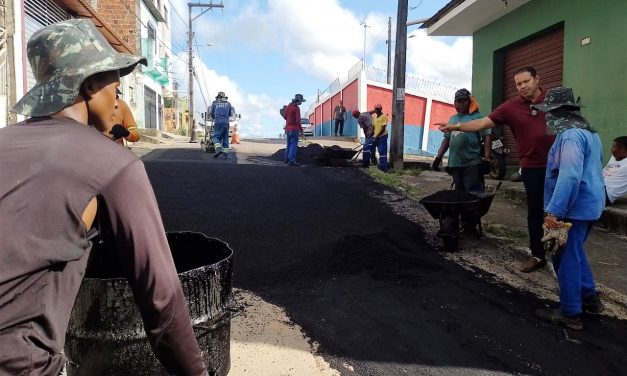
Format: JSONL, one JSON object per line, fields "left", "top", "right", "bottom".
{"left": 147, "top": 23, "right": 156, "bottom": 54}
{"left": 157, "top": 0, "right": 161, "bottom": 11}
{"left": 164, "top": 6, "right": 168, "bottom": 26}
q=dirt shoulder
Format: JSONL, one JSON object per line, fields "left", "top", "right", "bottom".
{"left": 366, "top": 167, "right": 627, "bottom": 320}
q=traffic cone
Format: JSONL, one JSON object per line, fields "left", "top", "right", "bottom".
{"left": 231, "top": 126, "right": 240, "bottom": 144}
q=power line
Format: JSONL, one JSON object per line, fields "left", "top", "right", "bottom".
{"left": 195, "top": 38, "right": 212, "bottom": 108}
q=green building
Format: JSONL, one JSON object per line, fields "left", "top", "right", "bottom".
{"left": 423, "top": 0, "right": 627, "bottom": 163}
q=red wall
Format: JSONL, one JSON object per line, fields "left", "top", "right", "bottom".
{"left": 405, "top": 94, "right": 428, "bottom": 126}
{"left": 429, "top": 100, "right": 457, "bottom": 130}
{"left": 322, "top": 98, "right": 332, "bottom": 123}
{"left": 366, "top": 85, "right": 392, "bottom": 115}
{"left": 342, "top": 79, "right": 359, "bottom": 114}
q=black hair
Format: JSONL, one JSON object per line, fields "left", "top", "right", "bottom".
{"left": 614, "top": 136, "right": 627, "bottom": 149}
{"left": 514, "top": 66, "right": 537, "bottom": 78}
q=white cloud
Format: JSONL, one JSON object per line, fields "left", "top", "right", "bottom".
{"left": 406, "top": 30, "right": 473, "bottom": 89}
{"left": 171, "top": 51, "right": 288, "bottom": 138}
{"left": 166, "top": 0, "right": 473, "bottom": 137}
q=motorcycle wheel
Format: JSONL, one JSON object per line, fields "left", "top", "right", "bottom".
{"left": 489, "top": 153, "right": 507, "bottom": 180}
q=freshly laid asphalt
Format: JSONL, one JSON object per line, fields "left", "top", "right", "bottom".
{"left": 141, "top": 143, "right": 627, "bottom": 376}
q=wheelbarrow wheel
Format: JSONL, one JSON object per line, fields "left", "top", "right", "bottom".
{"left": 442, "top": 236, "right": 459, "bottom": 252}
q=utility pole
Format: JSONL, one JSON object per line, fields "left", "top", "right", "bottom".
{"left": 188, "top": 2, "right": 224, "bottom": 143}
{"left": 390, "top": 0, "right": 408, "bottom": 170}
{"left": 386, "top": 16, "right": 392, "bottom": 84}
{"left": 360, "top": 21, "right": 370, "bottom": 68}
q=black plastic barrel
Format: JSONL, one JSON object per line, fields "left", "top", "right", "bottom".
{"left": 65, "top": 232, "right": 233, "bottom": 376}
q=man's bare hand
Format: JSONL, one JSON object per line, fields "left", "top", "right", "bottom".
{"left": 436, "top": 122, "right": 455, "bottom": 132}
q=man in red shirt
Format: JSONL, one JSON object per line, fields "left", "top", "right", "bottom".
{"left": 284, "top": 93, "right": 306, "bottom": 166}
{"left": 438, "top": 66, "right": 555, "bottom": 273}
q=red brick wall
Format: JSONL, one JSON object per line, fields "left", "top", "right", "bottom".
{"left": 96, "top": 0, "right": 139, "bottom": 53}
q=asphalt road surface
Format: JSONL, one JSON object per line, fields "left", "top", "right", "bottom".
{"left": 142, "top": 146, "right": 627, "bottom": 376}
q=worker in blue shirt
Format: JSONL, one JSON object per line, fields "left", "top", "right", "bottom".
{"left": 532, "top": 87, "right": 605, "bottom": 331}
{"left": 209, "top": 91, "right": 234, "bottom": 159}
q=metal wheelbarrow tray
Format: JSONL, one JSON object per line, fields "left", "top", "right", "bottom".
{"left": 419, "top": 189, "right": 497, "bottom": 252}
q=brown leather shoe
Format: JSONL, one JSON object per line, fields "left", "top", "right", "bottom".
{"left": 520, "top": 257, "right": 547, "bottom": 273}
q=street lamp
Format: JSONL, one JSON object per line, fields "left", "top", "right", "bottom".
{"left": 360, "top": 21, "right": 370, "bottom": 68}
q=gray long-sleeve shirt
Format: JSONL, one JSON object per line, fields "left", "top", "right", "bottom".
{"left": 0, "top": 118, "right": 207, "bottom": 375}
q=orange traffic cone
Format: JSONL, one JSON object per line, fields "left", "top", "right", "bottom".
{"left": 231, "top": 125, "right": 240, "bottom": 144}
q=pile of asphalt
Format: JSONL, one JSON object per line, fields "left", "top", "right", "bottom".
{"left": 269, "top": 143, "right": 330, "bottom": 165}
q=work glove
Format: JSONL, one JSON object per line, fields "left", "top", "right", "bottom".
{"left": 109, "top": 124, "right": 130, "bottom": 140}
{"left": 541, "top": 221, "right": 572, "bottom": 256}
{"left": 432, "top": 156, "right": 443, "bottom": 171}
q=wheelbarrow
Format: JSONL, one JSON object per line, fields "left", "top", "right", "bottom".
{"left": 314, "top": 144, "right": 363, "bottom": 166}
{"left": 420, "top": 182, "right": 501, "bottom": 252}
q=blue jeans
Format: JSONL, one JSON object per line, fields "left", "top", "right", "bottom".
{"left": 362, "top": 135, "right": 374, "bottom": 166}
{"left": 374, "top": 134, "right": 388, "bottom": 172}
{"left": 212, "top": 122, "right": 230, "bottom": 152}
{"left": 552, "top": 219, "right": 598, "bottom": 316}
{"left": 521, "top": 167, "right": 546, "bottom": 259}
{"left": 285, "top": 130, "right": 299, "bottom": 162}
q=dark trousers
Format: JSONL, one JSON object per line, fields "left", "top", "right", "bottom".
{"left": 334, "top": 119, "right": 344, "bottom": 136}
{"left": 449, "top": 164, "right": 485, "bottom": 193}
{"left": 450, "top": 164, "right": 485, "bottom": 228}
{"left": 521, "top": 167, "right": 546, "bottom": 259}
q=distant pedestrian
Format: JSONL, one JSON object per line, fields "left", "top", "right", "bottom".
{"left": 352, "top": 109, "right": 374, "bottom": 167}
{"left": 105, "top": 89, "right": 140, "bottom": 146}
{"left": 284, "top": 94, "right": 306, "bottom": 166}
{"left": 1, "top": 19, "right": 207, "bottom": 375}
{"left": 531, "top": 87, "right": 605, "bottom": 330}
{"left": 372, "top": 104, "right": 389, "bottom": 172}
{"left": 438, "top": 67, "right": 555, "bottom": 273}
{"left": 602, "top": 136, "right": 627, "bottom": 205}
{"left": 334, "top": 100, "right": 347, "bottom": 136}
{"left": 209, "top": 91, "right": 233, "bottom": 159}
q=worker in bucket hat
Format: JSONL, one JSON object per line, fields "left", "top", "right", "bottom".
{"left": 531, "top": 87, "right": 605, "bottom": 330}
{"left": 1, "top": 19, "right": 207, "bottom": 375}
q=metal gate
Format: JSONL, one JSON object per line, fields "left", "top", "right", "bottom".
{"left": 24, "top": 0, "right": 70, "bottom": 91}
{"left": 144, "top": 86, "right": 157, "bottom": 129}
{"left": 500, "top": 26, "right": 564, "bottom": 165}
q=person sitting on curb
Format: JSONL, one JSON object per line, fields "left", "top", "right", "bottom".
{"left": 352, "top": 109, "right": 375, "bottom": 168}
{"left": 284, "top": 94, "right": 306, "bottom": 166}
{"left": 0, "top": 19, "right": 208, "bottom": 375}
{"left": 433, "top": 89, "right": 491, "bottom": 232}
{"left": 532, "top": 87, "right": 605, "bottom": 331}
{"left": 603, "top": 136, "right": 627, "bottom": 205}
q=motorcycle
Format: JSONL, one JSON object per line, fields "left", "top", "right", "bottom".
{"left": 487, "top": 133, "right": 509, "bottom": 180}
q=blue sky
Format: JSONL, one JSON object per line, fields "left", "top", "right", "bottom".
{"left": 166, "top": 0, "right": 472, "bottom": 138}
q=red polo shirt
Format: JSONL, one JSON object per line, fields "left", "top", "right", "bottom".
{"left": 488, "top": 89, "right": 555, "bottom": 168}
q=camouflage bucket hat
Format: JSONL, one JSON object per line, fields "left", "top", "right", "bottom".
{"left": 531, "top": 86, "right": 580, "bottom": 113}
{"left": 12, "top": 19, "right": 147, "bottom": 117}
